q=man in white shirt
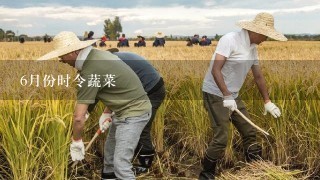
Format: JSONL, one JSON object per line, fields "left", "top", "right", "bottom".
{"left": 200, "top": 12, "right": 287, "bottom": 180}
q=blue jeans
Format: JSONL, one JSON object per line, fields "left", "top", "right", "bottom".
{"left": 103, "top": 112, "right": 151, "bottom": 179}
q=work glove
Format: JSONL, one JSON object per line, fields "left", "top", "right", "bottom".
{"left": 70, "top": 139, "right": 85, "bottom": 161}
{"left": 99, "top": 112, "right": 113, "bottom": 133}
{"left": 263, "top": 101, "right": 281, "bottom": 118}
{"left": 85, "top": 112, "right": 90, "bottom": 120}
{"left": 223, "top": 95, "right": 237, "bottom": 111}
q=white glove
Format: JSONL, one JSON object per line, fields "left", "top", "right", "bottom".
{"left": 85, "top": 112, "right": 90, "bottom": 120}
{"left": 223, "top": 95, "right": 237, "bottom": 111}
{"left": 263, "top": 101, "right": 281, "bottom": 118}
{"left": 99, "top": 112, "right": 112, "bottom": 133}
{"left": 70, "top": 139, "right": 85, "bottom": 161}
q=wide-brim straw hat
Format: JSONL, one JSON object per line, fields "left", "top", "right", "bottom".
{"left": 236, "top": 12, "right": 287, "bottom": 41}
{"left": 155, "top": 32, "right": 165, "bottom": 38}
{"left": 37, "top": 31, "right": 98, "bottom": 60}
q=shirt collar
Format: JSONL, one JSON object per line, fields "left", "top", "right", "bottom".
{"left": 240, "top": 29, "right": 256, "bottom": 50}
{"left": 75, "top": 46, "right": 93, "bottom": 71}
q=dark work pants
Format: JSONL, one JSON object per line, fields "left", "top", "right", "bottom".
{"left": 136, "top": 84, "right": 166, "bottom": 155}
{"left": 203, "top": 92, "right": 261, "bottom": 160}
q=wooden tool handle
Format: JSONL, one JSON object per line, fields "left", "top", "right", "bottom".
{"left": 235, "top": 109, "right": 270, "bottom": 136}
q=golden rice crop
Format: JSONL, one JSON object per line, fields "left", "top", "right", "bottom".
{"left": 0, "top": 41, "right": 319, "bottom": 179}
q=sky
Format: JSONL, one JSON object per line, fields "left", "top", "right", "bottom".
{"left": 0, "top": 0, "right": 319, "bottom": 37}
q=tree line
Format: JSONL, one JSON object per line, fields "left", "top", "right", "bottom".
{"left": 0, "top": 29, "right": 16, "bottom": 41}
{"left": 1, "top": 18, "right": 320, "bottom": 42}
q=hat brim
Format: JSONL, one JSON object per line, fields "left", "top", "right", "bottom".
{"left": 37, "top": 39, "right": 98, "bottom": 61}
{"left": 236, "top": 21, "right": 287, "bottom": 41}
{"left": 155, "top": 32, "right": 165, "bottom": 38}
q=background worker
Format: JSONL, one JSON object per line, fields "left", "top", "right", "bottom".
{"left": 83, "top": 31, "right": 97, "bottom": 47}
{"left": 117, "top": 34, "right": 130, "bottom": 47}
{"left": 134, "top": 35, "right": 146, "bottom": 47}
{"left": 153, "top": 32, "right": 165, "bottom": 47}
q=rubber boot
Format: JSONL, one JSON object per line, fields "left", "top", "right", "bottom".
{"left": 132, "top": 154, "right": 154, "bottom": 175}
{"left": 199, "top": 155, "right": 217, "bottom": 180}
{"left": 101, "top": 172, "right": 117, "bottom": 180}
{"left": 245, "top": 146, "right": 262, "bottom": 162}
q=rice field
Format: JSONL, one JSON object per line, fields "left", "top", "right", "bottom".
{"left": 0, "top": 40, "right": 320, "bottom": 179}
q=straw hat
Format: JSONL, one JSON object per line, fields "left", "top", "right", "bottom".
{"left": 37, "top": 31, "right": 98, "bottom": 60}
{"left": 155, "top": 32, "right": 165, "bottom": 38}
{"left": 236, "top": 12, "right": 287, "bottom": 41}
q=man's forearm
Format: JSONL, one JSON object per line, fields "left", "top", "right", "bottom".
{"left": 254, "top": 76, "right": 270, "bottom": 103}
{"left": 212, "top": 71, "right": 231, "bottom": 96}
{"left": 72, "top": 103, "right": 89, "bottom": 140}
{"left": 72, "top": 116, "right": 85, "bottom": 140}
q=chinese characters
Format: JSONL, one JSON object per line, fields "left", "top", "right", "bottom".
{"left": 20, "top": 74, "right": 116, "bottom": 88}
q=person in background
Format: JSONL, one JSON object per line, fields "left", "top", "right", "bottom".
{"left": 186, "top": 38, "right": 193, "bottom": 46}
{"left": 19, "top": 36, "right": 25, "bottom": 43}
{"left": 205, "top": 36, "right": 212, "bottom": 46}
{"left": 134, "top": 35, "right": 146, "bottom": 47}
{"left": 99, "top": 35, "right": 107, "bottom": 47}
{"left": 84, "top": 31, "right": 97, "bottom": 47}
{"left": 117, "top": 34, "right": 130, "bottom": 47}
{"left": 191, "top": 34, "right": 200, "bottom": 45}
{"left": 86, "top": 31, "right": 94, "bottom": 40}
{"left": 153, "top": 32, "right": 165, "bottom": 47}
{"left": 44, "top": 34, "right": 51, "bottom": 43}
{"left": 83, "top": 31, "right": 88, "bottom": 41}
{"left": 200, "top": 12, "right": 287, "bottom": 179}
{"left": 199, "top": 36, "right": 212, "bottom": 46}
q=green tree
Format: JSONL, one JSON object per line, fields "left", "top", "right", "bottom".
{"left": 104, "top": 19, "right": 116, "bottom": 40}
{"left": 0, "top": 28, "right": 4, "bottom": 41}
{"left": 113, "top": 16, "right": 122, "bottom": 38}
{"left": 103, "top": 17, "right": 123, "bottom": 40}
{"left": 104, "top": 19, "right": 112, "bottom": 36}
{"left": 5, "top": 30, "right": 15, "bottom": 41}
{"left": 6, "top": 30, "right": 15, "bottom": 36}
{"left": 214, "top": 34, "right": 221, "bottom": 41}
{"left": 108, "top": 21, "right": 116, "bottom": 40}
